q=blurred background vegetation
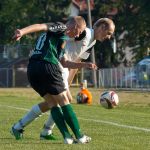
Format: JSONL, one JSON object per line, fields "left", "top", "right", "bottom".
{"left": 0, "top": 0, "right": 150, "bottom": 67}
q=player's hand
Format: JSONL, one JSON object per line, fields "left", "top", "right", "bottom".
{"left": 86, "top": 63, "right": 97, "bottom": 70}
{"left": 12, "top": 29, "right": 22, "bottom": 41}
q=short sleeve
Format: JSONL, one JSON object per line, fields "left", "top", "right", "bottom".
{"left": 46, "top": 22, "right": 67, "bottom": 34}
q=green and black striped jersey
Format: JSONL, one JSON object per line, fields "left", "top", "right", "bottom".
{"left": 30, "top": 22, "right": 67, "bottom": 64}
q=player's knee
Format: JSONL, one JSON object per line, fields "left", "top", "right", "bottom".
{"left": 58, "top": 92, "right": 70, "bottom": 106}
{"left": 38, "top": 102, "right": 51, "bottom": 112}
{"left": 32, "top": 105, "right": 42, "bottom": 116}
{"left": 66, "top": 89, "right": 73, "bottom": 103}
{"left": 68, "top": 96, "right": 73, "bottom": 102}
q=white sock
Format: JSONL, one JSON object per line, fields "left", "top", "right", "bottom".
{"left": 14, "top": 104, "right": 42, "bottom": 130}
{"left": 41, "top": 112, "right": 55, "bottom": 136}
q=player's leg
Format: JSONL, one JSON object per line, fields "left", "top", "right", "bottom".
{"left": 52, "top": 91, "right": 91, "bottom": 143}
{"left": 68, "top": 68, "right": 78, "bottom": 86}
{"left": 40, "top": 68, "right": 72, "bottom": 140}
{"left": 40, "top": 88, "right": 72, "bottom": 140}
{"left": 37, "top": 64, "right": 74, "bottom": 143}
{"left": 40, "top": 67, "right": 69, "bottom": 140}
{"left": 66, "top": 88, "right": 73, "bottom": 102}
{"left": 10, "top": 107, "right": 41, "bottom": 140}
{"left": 40, "top": 112, "right": 56, "bottom": 140}
{"left": 42, "top": 93, "right": 75, "bottom": 144}
{"left": 10, "top": 60, "right": 52, "bottom": 140}
{"left": 10, "top": 101, "right": 51, "bottom": 140}
{"left": 39, "top": 91, "right": 82, "bottom": 144}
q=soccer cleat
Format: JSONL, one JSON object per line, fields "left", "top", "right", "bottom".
{"left": 77, "top": 135, "right": 91, "bottom": 144}
{"left": 64, "top": 137, "right": 74, "bottom": 144}
{"left": 40, "top": 133, "right": 58, "bottom": 140}
{"left": 10, "top": 126, "right": 24, "bottom": 140}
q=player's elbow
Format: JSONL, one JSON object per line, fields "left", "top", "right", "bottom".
{"left": 61, "top": 60, "right": 67, "bottom": 68}
{"left": 34, "top": 24, "right": 48, "bottom": 31}
{"left": 40, "top": 24, "right": 48, "bottom": 31}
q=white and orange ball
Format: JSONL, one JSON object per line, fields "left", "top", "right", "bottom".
{"left": 100, "top": 91, "right": 119, "bottom": 109}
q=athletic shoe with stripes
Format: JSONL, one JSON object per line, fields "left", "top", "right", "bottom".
{"left": 40, "top": 133, "right": 58, "bottom": 140}
{"left": 77, "top": 135, "right": 91, "bottom": 144}
{"left": 10, "top": 126, "right": 24, "bottom": 140}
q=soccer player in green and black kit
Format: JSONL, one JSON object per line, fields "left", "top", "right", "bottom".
{"left": 11, "top": 16, "right": 97, "bottom": 144}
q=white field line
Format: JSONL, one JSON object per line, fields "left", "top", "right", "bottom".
{"left": 78, "top": 118, "right": 150, "bottom": 132}
{"left": 0, "top": 104, "right": 150, "bottom": 132}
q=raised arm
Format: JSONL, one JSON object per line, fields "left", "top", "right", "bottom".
{"left": 12, "top": 24, "right": 48, "bottom": 41}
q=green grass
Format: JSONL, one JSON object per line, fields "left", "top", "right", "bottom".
{"left": 0, "top": 88, "right": 150, "bottom": 150}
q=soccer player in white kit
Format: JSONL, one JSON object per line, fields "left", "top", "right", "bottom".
{"left": 40, "top": 18, "right": 115, "bottom": 140}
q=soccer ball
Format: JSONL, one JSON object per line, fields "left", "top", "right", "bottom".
{"left": 100, "top": 91, "right": 119, "bottom": 109}
{"left": 76, "top": 92, "right": 88, "bottom": 104}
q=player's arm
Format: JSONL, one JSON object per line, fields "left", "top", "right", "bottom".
{"left": 12, "top": 24, "right": 48, "bottom": 41}
{"left": 12, "top": 22, "right": 66, "bottom": 41}
{"left": 60, "top": 54, "right": 97, "bottom": 70}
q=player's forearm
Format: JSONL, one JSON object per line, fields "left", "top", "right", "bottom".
{"left": 20, "top": 24, "right": 47, "bottom": 36}
{"left": 62, "top": 61, "right": 89, "bottom": 69}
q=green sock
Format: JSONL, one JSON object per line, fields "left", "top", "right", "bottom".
{"left": 61, "top": 104, "right": 83, "bottom": 139}
{"left": 51, "top": 106, "right": 71, "bottom": 139}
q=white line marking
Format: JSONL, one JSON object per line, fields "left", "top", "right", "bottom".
{"left": 0, "top": 104, "right": 150, "bottom": 132}
{"left": 2, "top": 105, "right": 29, "bottom": 111}
{"left": 78, "top": 118, "right": 150, "bottom": 132}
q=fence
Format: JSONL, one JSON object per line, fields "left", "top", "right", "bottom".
{"left": 0, "top": 44, "right": 150, "bottom": 89}
{"left": 0, "top": 67, "right": 29, "bottom": 87}
{"left": 0, "top": 67, "right": 150, "bottom": 90}
{"left": 98, "top": 67, "right": 150, "bottom": 89}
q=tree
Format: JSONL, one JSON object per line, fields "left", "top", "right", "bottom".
{"left": 0, "top": 0, "right": 71, "bottom": 44}
{"left": 93, "top": 0, "right": 150, "bottom": 66}
{"left": 1, "top": 0, "right": 150, "bottom": 66}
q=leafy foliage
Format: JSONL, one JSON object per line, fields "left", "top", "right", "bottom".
{"left": 0, "top": 0, "right": 150, "bottom": 65}
{"left": 0, "top": 0, "right": 71, "bottom": 44}
{"left": 93, "top": 0, "right": 150, "bottom": 66}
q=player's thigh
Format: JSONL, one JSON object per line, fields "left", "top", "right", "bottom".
{"left": 28, "top": 60, "right": 65, "bottom": 96}
{"left": 66, "top": 88, "right": 73, "bottom": 102}
{"left": 68, "top": 69, "right": 78, "bottom": 85}
{"left": 49, "top": 91, "right": 70, "bottom": 107}
{"left": 45, "top": 63, "right": 66, "bottom": 95}
{"left": 43, "top": 93, "right": 58, "bottom": 108}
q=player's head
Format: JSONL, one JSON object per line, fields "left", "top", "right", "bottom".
{"left": 66, "top": 16, "right": 86, "bottom": 38}
{"left": 93, "top": 18, "right": 115, "bottom": 42}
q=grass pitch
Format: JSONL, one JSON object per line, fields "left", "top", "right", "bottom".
{"left": 0, "top": 88, "right": 150, "bottom": 150}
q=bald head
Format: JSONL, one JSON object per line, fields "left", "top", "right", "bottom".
{"left": 93, "top": 18, "right": 115, "bottom": 41}
{"left": 67, "top": 16, "right": 86, "bottom": 29}
{"left": 65, "top": 16, "right": 86, "bottom": 38}
{"left": 93, "top": 18, "right": 115, "bottom": 30}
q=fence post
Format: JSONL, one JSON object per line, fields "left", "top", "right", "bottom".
{"left": 6, "top": 68, "right": 9, "bottom": 87}
{"left": 12, "top": 65, "right": 15, "bottom": 87}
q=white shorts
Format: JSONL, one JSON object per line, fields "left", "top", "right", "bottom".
{"left": 62, "top": 68, "right": 69, "bottom": 89}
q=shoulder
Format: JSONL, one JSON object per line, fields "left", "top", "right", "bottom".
{"left": 85, "top": 28, "right": 93, "bottom": 39}
{"left": 46, "top": 22, "right": 67, "bottom": 34}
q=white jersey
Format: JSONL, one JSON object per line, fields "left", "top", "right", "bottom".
{"left": 65, "top": 28, "right": 96, "bottom": 61}
{"left": 62, "top": 27, "right": 96, "bottom": 89}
